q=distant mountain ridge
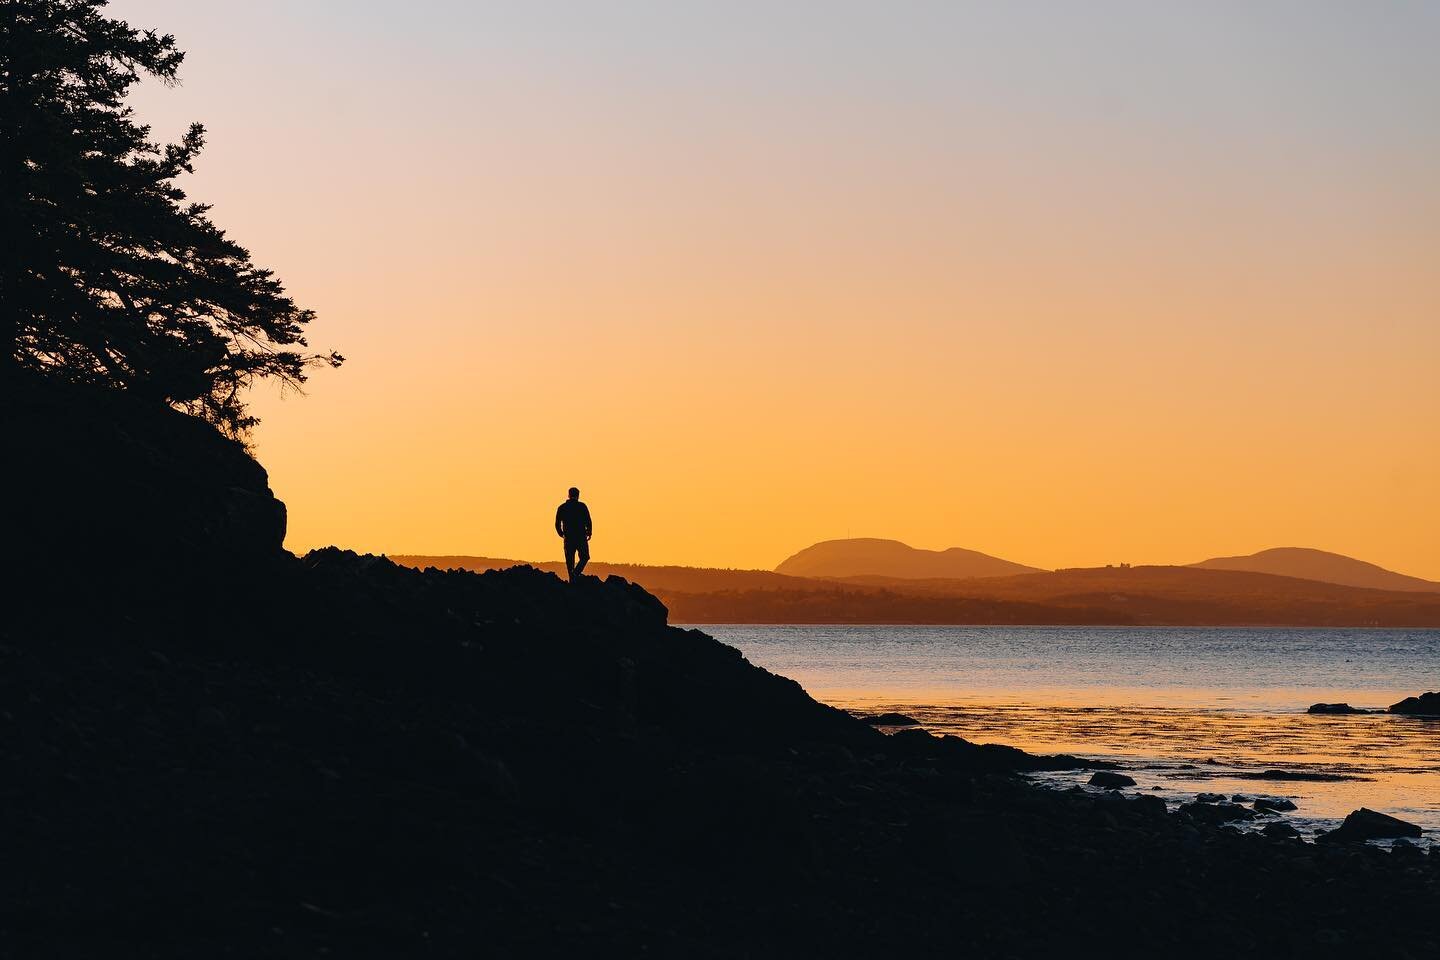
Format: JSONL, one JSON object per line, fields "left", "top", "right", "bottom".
{"left": 1190, "top": 547, "right": 1440, "bottom": 594}
{"left": 774, "top": 538, "right": 1044, "bottom": 580}
{"left": 393, "top": 554, "right": 1440, "bottom": 626}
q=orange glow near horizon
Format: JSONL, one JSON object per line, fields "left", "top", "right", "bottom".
{"left": 116, "top": 2, "right": 1440, "bottom": 578}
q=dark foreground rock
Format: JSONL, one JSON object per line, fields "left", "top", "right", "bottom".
{"left": 1389, "top": 692, "right": 1440, "bottom": 715}
{"left": 1319, "top": 808, "right": 1424, "bottom": 843}
{"left": 1088, "top": 771, "right": 1137, "bottom": 789}
{"left": 856, "top": 712, "right": 921, "bottom": 726}
{"left": 1263, "top": 822, "right": 1301, "bottom": 840}
{"left": 1179, "top": 802, "right": 1257, "bottom": 825}
{"left": 8, "top": 379, "right": 1440, "bottom": 958}
{"left": 10, "top": 378, "right": 288, "bottom": 574}
{"left": 1307, "top": 702, "right": 1373, "bottom": 715}
{"left": 1255, "top": 798, "right": 1298, "bottom": 813}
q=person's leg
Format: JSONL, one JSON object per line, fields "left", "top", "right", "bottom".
{"left": 564, "top": 541, "right": 577, "bottom": 580}
{"left": 573, "top": 538, "right": 589, "bottom": 577}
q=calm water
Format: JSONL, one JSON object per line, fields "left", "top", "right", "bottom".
{"left": 700, "top": 625, "right": 1440, "bottom": 844}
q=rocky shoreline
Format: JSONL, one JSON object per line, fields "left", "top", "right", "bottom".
{"left": 1309, "top": 693, "right": 1440, "bottom": 716}
{"left": 7, "top": 381, "right": 1440, "bottom": 957}
{"left": 8, "top": 553, "right": 1440, "bottom": 957}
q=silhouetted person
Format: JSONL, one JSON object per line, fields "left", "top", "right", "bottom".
{"left": 555, "top": 487, "right": 592, "bottom": 581}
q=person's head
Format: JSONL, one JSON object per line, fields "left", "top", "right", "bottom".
{"left": 568, "top": 486, "right": 579, "bottom": 500}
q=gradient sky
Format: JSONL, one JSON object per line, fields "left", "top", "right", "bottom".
{"left": 116, "top": 1, "right": 1440, "bottom": 576}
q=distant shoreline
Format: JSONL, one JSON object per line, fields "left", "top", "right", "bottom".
{"left": 392, "top": 555, "right": 1440, "bottom": 628}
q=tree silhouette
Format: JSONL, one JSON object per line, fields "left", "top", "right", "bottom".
{"left": 1, "top": 0, "right": 340, "bottom": 435}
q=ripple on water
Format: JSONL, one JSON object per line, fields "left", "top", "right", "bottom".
{"left": 700, "top": 624, "right": 1440, "bottom": 845}
{"left": 831, "top": 698, "right": 1440, "bottom": 844}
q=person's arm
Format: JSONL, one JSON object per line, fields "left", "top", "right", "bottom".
{"left": 582, "top": 504, "right": 592, "bottom": 539}
{"left": 555, "top": 505, "right": 565, "bottom": 538}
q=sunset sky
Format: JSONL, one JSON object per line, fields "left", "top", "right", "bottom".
{"left": 118, "top": 1, "right": 1440, "bottom": 577}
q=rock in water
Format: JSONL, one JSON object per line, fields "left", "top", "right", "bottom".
{"left": 1088, "top": 771, "right": 1137, "bottom": 790}
{"left": 1319, "top": 808, "right": 1423, "bottom": 843}
{"left": 1179, "top": 802, "right": 1256, "bottom": 825}
{"left": 1254, "top": 798, "right": 1298, "bottom": 813}
{"left": 1233, "top": 770, "right": 1362, "bottom": 782}
{"left": 1307, "top": 703, "right": 1368, "bottom": 715}
{"left": 1389, "top": 692, "right": 1440, "bottom": 715}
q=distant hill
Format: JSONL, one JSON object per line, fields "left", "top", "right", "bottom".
{"left": 628, "top": 563, "right": 1440, "bottom": 627}
{"left": 1190, "top": 547, "right": 1440, "bottom": 594}
{"left": 914, "top": 565, "right": 1440, "bottom": 625}
{"left": 775, "top": 538, "right": 1043, "bottom": 580}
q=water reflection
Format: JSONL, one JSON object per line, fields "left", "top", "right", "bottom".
{"left": 828, "top": 695, "right": 1440, "bottom": 840}
{"left": 702, "top": 625, "right": 1440, "bottom": 841}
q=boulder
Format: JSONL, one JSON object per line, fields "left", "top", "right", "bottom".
{"left": 1389, "top": 692, "right": 1440, "bottom": 716}
{"left": 1088, "top": 771, "right": 1137, "bottom": 790}
{"left": 1391, "top": 838, "right": 1419, "bottom": 851}
{"left": 1196, "top": 792, "right": 1227, "bottom": 803}
{"left": 1178, "top": 802, "right": 1256, "bottom": 825}
{"left": 1130, "top": 794, "right": 1169, "bottom": 819}
{"left": 1319, "top": 808, "right": 1423, "bottom": 843}
{"left": 1254, "top": 798, "right": 1298, "bottom": 813}
{"left": 1307, "top": 703, "right": 1369, "bottom": 715}
{"left": 1263, "top": 822, "right": 1301, "bottom": 840}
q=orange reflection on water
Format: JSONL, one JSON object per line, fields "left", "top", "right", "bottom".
{"left": 830, "top": 689, "right": 1440, "bottom": 837}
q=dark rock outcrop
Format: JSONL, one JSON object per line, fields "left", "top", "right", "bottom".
{"left": 856, "top": 712, "right": 921, "bottom": 726}
{"left": 1233, "top": 769, "right": 1366, "bottom": 782}
{"left": 1129, "top": 794, "right": 1168, "bottom": 818}
{"left": 1088, "top": 771, "right": 1137, "bottom": 789}
{"left": 1389, "top": 692, "right": 1440, "bottom": 715}
{"left": 1254, "top": 798, "right": 1298, "bottom": 813}
{"left": 1307, "top": 703, "right": 1370, "bottom": 715}
{"left": 1178, "top": 802, "right": 1256, "bottom": 825}
{"left": 1318, "top": 809, "right": 1423, "bottom": 843}
{"left": 881, "top": 726, "right": 1098, "bottom": 773}
{"left": 11, "top": 377, "right": 287, "bottom": 572}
